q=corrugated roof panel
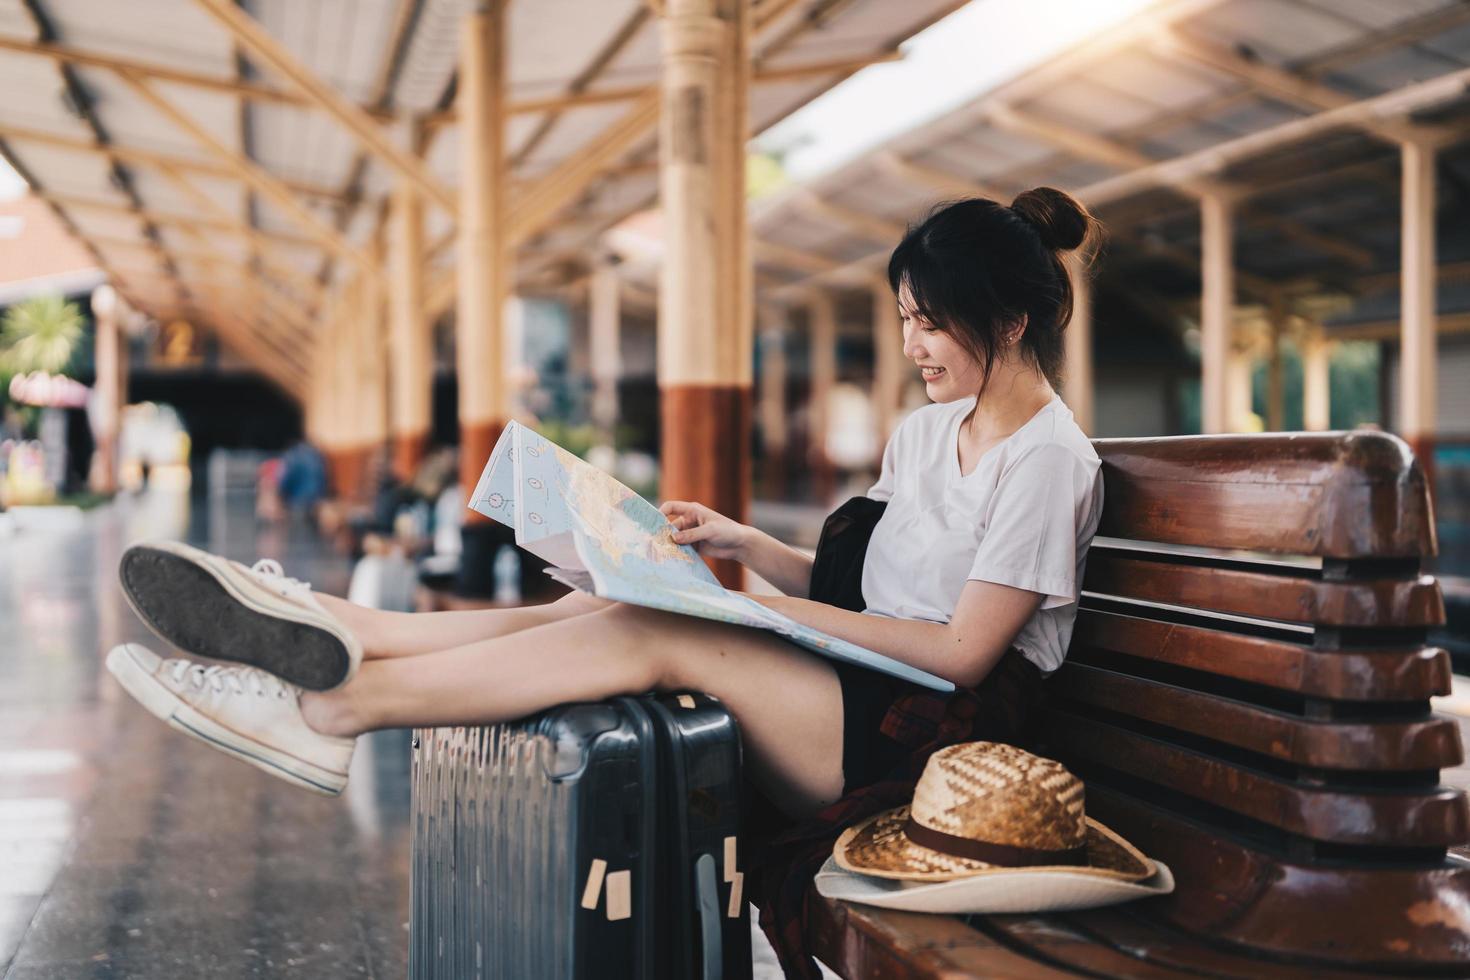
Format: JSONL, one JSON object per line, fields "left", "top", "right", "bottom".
{"left": 252, "top": 191, "right": 336, "bottom": 238}
{"left": 914, "top": 128, "right": 1053, "bottom": 182}
{"left": 1422, "top": 23, "right": 1470, "bottom": 71}
{"left": 825, "top": 172, "right": 939, "bottom": 223}
{"left": 589, "top": 17, "right": 659, "bottom": 91}
{"left": 390, "top": 0, "right": 472, "bottom": 112}
{"left": 1033, "top": 157, "right": 1120, "bottom": 189}
{"left": 44, "top": 0, "right": 234, "bottom": 70}
{"left": 1293, "top": 0, "right": 1454, "bottom": 34}
{"left": 758, "top": 0, "right": 957, "bottom": 68}
{"left": 1196, "top": 94, "right": 1305, "bottom": 137}
{"left": 510, "top": 0, "right": 645, "bottom": 99}
{"left": 1137, "top": 119, "right": 1235, "bottom": 158}
{"left": 513, "top": 102, "right": 637, "bottom": 174}
{"left": 0, "top": 52, "right": 96, "bottom": 133}
{"left": 84, "top": 74, "right": 241, "bottom": 161}
{"left": 67, "top": 208, "right": 147, "bottom": 241}
{"left": 1184, "top": 0, "right": 1364, "bottom": 65}
{"left": 343, "top": 203, "right": 377, "bottom": 248}
{"left": 750, "top": 78, "right": 839, "bottom": 135}
{"left": 253, "top": 103, "right": 359, "bottom": 188}
{"left": 1085, "top": 49, "right": 1235, "bottom": 112}
{"left": 5, "top": 141, "right": 117, "bottom": 194}
{"left": 254, "top": 0, "right": 391, "bottom": 104}
{"left": 0, "top": 0, "right": 34, "bottom": 39}
{"left": 1333, "top": 46, "right": 1468, "bottom": 92}
{"left": 1019, "top": 78, "right": 1167, "bottom": 136}
{"left": 128, "top": 169, "right": 243, "bottom": 221}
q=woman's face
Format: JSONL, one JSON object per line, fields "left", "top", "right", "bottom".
{"left": 898, "top": 283, "right": 986, "bottom": 403}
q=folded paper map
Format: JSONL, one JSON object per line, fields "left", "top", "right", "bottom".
{"left": 468, "top": 420, "right": 954, "bottom": 692}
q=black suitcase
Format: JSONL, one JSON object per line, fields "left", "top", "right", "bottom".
{"left": 409, "top": 692, "right": 751, "bottom": 980}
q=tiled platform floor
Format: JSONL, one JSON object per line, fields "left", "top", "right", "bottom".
{"left": 0, "top": 488, "right": 412, "bottom": 979}
{"left": 0, "top": 487, "right": 815, "bottom": 980}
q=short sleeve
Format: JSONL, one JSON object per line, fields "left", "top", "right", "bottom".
{"left": 866, "top": 425, "right": 900, "bottom": 502}
{"left": 967, "top": 443, "right": 1100, "bottom": 609}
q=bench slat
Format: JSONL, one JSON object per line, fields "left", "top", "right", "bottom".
{"left": 1059, "top": 908, "right": 1391, "bottom": 980}
{"left": 808, "top": 892, "right": 1087, "bottom": 979}
{"left": 1046, "top": 709, "right": 1470, "bottom": 847}
{"left": 1084, "top": 550, "right": 1445, "bottom": 628}
{"left": 1050, "top": 663, "right": 1464, "bottom": 770}
{"left": 1074, "top": 611, "right": 1452, "bottom": 701}
{"left": 1095, "top": 433, "right": 1435, "bottom": 558}
{"left": 1084, "top": 785, "right": 1470, "bottom": 971}
{"left": 975, "top": 916, "right": 1208, "bottom": 979}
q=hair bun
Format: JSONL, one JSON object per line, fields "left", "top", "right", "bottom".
{"left": 1010, "top": 187, "right": 1093, "bottom": 252}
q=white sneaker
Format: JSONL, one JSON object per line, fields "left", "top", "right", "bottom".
{"left": 118, "top": 540, "right": 362, "bottom": 691}
{"left": 106, "top": 642, "right": 354, "bottom": 796}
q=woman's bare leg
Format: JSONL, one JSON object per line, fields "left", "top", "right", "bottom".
{"left": 302, "top": 602, "right": 846, "bottom": 818}
{"left": 312, "top": 589, "right": 614, "bottom": 660}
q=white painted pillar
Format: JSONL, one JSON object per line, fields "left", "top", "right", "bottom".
{"left": 1063, "top": 252, "right": 1094, "bottom": 435}
{"left": 871, "top": 278, "right": 904, "bottom": 445}
{"left": 456, "top": 2, "right": 509, "bottom": 500}
{"left": 807, "top": 289, "right": 837, "bottom": 469}
{"left": 1400, "top": 139, "right": 1437, "bottom": 445}
{"left": 89, "top": 284, "right": 122, "bottom": 494}
{"left": 590, "top": 255, "right": 622, "bottom": 435}
{"left": 757, "top": 312, "right": 788, "bottom": 457}
{"left": 1303, "top": 325, "right": 1331, "bottom": 431}
{"left": 388, "top": 177, "right": 430, "bottom": 481}
{"left": 1226, "top": 346, "right": 1254, "bottom": 432}
{"left": 1200, "top": 194, "right": 1234, "bottom": 434}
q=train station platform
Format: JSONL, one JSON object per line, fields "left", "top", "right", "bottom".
{"left": 1, "top": 489, "right": 410, "bottom": 978}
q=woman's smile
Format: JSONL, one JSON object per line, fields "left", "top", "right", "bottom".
{"left": 920, "top": 365, "right": 946, "bottom": 381}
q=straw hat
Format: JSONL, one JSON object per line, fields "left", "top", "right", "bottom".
{"left": 820, "top": 742, "right": 1173, "bottom": 913}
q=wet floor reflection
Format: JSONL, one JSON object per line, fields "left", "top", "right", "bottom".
{"left": 0, "top": 488, "right": 411, "bottom": 978}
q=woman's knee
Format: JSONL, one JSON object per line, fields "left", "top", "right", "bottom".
{"left": 589, "top": 602, "right": 682, "bottom": 691}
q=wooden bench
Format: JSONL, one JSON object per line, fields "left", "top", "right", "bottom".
{"left": 809, "top": 431, "right": 1469, "bottom": 978}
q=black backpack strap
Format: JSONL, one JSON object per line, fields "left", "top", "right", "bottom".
{"left": 807, "top": 496, "right": 888, "bottom": 612}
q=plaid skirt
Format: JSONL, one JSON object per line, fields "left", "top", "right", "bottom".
{"left": 743, "top": 647, "right": 1045, "bottom": 979}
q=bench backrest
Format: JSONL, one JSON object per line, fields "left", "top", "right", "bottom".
{"left": 1046, "top": 431, "right": 1467, "bottom": 971}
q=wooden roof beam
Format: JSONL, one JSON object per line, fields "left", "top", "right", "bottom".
{"left": 0, "top": 33, "right": 395, "bottom": 121}
{"left": 988, "top": 106, "right": 1377, "bottom": 269}
{"left": 507, "top": 90, "right": 660, "bottom": 245}
{"left": 754, "top": 239, "right": 842, "bottom": 276}
{"left": 191, "top": 0, "right": 455, "bottom": 213}
{"left": 1149, "top": 27, "right": 1455, "bottom": 146}
{"left": 0, "top": 121, "right": 349, "bottom": 203}
{"left": 794, "top": 191, "right": 907, "bottom": 244}
{"left": 149, "top": 160, "right": 323, "bottom": 307}
{"left": 873, "top": 152, "right": 1010, "bottom": 201}
{"left": 41, "top": 189, "right": 318, "bottom": 250}
{"left": 421, "top": 51, "right": 905, "bottom": 131}
{"left": 114, "top": 69, "right": 374, "bottom": 275}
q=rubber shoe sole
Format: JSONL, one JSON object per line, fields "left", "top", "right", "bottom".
{"left": 118, "top": 541, "right": 361, "bottom": 692}
{"left": 106, "top": 644, "right": 349, "bottom": 796}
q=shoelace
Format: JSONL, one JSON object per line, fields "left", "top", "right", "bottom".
{"left": 169, "top": 660, "right": 292, "bottom": 699}
{"left": 249, "top": 558, "right": 312, "bottom": 600}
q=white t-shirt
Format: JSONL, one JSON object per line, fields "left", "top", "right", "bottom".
{"left": 860, "top": 393, "right": 1103, "bottom": 674}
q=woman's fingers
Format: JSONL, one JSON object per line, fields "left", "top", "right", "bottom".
{"left": 672, "top": 522, "right": 709, "bottom": 543}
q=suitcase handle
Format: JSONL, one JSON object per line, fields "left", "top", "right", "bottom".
{"left": 695, "top": 853, "right": 723, "bottom": 980}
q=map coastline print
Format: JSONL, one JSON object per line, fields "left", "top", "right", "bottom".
{"left": 468, "top": 421, "right": 954, "bottom": 692}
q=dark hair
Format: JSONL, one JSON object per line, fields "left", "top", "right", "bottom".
{"left": 887, "top": 187, "right": 1098, "bottom": 398}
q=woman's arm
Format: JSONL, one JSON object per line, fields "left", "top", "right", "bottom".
{"left": 749, "top": 580, "right": 1043, "bottom": 688}
{"left": 661, "top": 500, "right": 814, "bottom": 597}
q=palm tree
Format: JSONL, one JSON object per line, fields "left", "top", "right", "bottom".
{"left": 0, "top": 294, "right": 85, "bottom": 375}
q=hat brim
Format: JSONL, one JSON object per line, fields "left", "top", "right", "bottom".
{"left": 833, "top": 805, "right": 1156, "bottom": 883}
{"left": 814, "top": 854, "right": 1175, "bottom": 914}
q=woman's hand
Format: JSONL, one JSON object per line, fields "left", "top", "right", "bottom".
{"left": 659, "top": 500, "right": 751, "bottom": 562}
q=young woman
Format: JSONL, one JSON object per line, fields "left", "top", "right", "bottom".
{"left": 107, "top": 188, "right": 1104, "bottom": 836}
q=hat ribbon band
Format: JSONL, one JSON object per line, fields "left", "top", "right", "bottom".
{"left": 903, "top": 816, "right": 1088, "bottom": 867}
